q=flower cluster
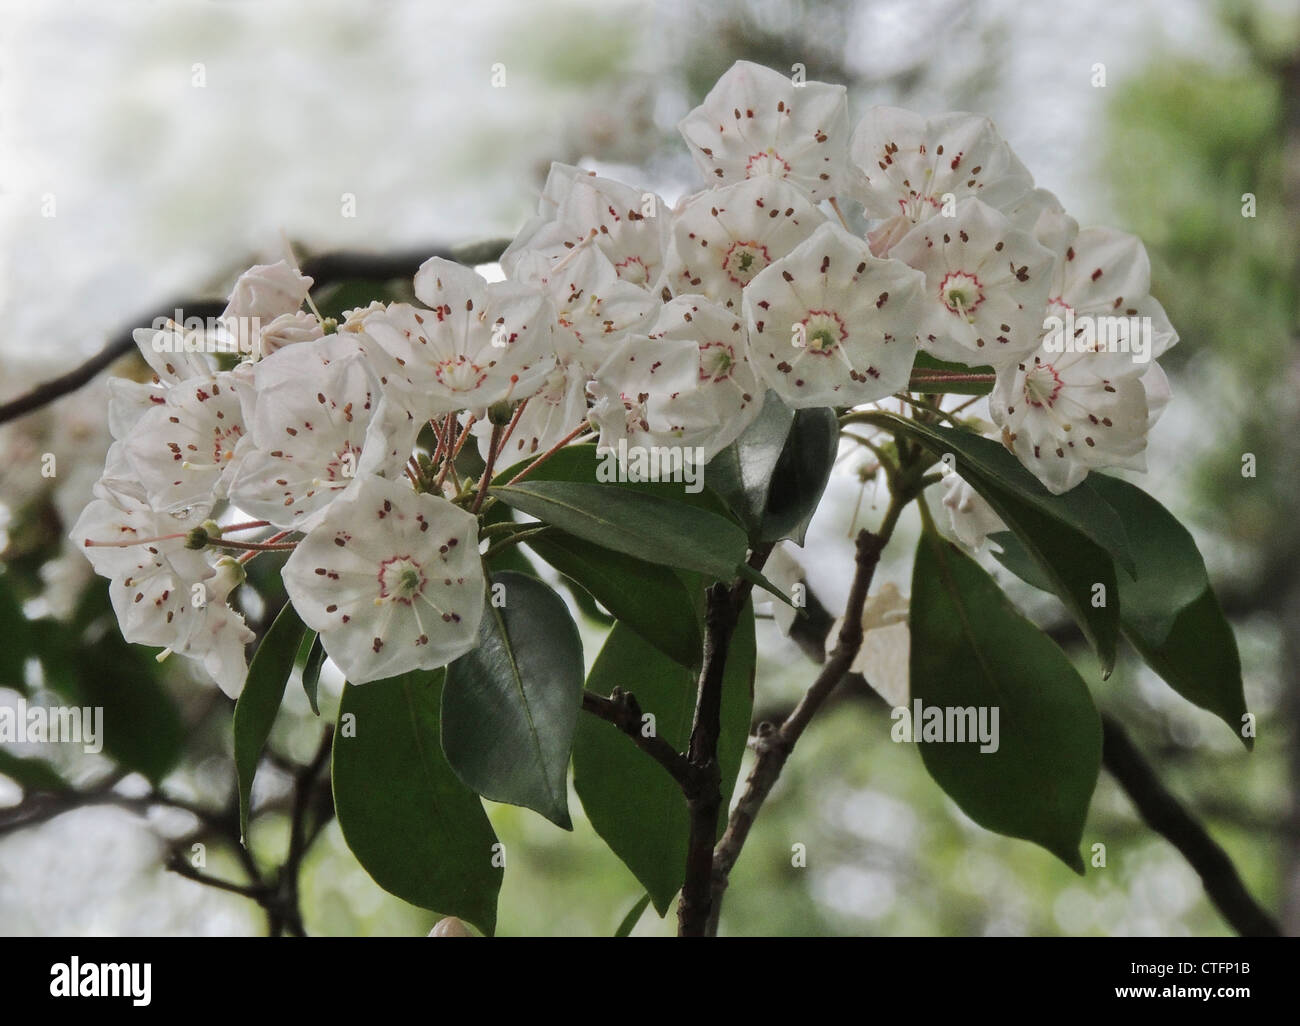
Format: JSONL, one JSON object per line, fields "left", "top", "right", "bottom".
{"left": 73, "top": 60, "right": 1176, "bottom": 692}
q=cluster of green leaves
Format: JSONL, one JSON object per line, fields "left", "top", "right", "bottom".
{"left": 871, "top": 414, "right": 1250, "bottom": 873}
{"left": 229, "top": 392, "right": 838, "bottom": 934}
{"left": 229, "top": 386, "right": 1251, "bottom": 931}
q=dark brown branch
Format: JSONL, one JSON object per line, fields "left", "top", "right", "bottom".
{"left": 0, "top": 239, "right": 511, "bottom": 426}
{"left": 707, "top": 529, "right": 885, "bottom": 934}
{"left": 678, "top": 543, "right": 774, "bottom": 937}
{"left": 581, "top": 689, "right": 696, "bottom": 793}
{"left": 1101, "top": 714, "right": 1281, "bottom": 937}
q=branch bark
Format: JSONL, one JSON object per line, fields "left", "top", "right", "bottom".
{"left": 1100, "top": 714, "right": 1281, "bottom": 937}
{"left": 677, "top": 544, "right": 773, "bottom": 937}
{"left": 707, "top": 529, "right": 885, "bottom": 934}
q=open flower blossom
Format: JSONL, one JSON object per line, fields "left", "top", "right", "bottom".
{"left": 666, "top": 176, "right": 826, "bottom": 311}
{"left": 589, "top": 295, "right": 762, "bottom": 460}
{"left": 121, "top": 371, "right": 247, "bottom": 514}
{"left": 502, "top": 163, "right": 670, "bottom": 294}
{"left": 848, "top": 107, "right": 1033, "bottom": 257}
{"left": 989, "top": 222, "right": 1177, "bottom": 493}
{"left": 513, "top": 244, "right": 658, "bottom": 372}
{"left": 71, "top": 479, "right": 252, "bottom": 697}
{"left": 742, "top": 223, "right": 926, "bottom": 407}
{"left": 225, "top": 334, "right": 417, "bottom": 529}
{"left": 71, "top": 59, "right": 1181, "bottom": 697}
{"left": 363, "top": 257, "right": 557, "bottom": 419}
{"left": 282, "top": 475, "right": 484, "bottom": 683}
{"left": 678, "top": 60, "right": 849, "bottom": 203}
{"left": 889, "top": 197, "right": 1055, "bottom": 369}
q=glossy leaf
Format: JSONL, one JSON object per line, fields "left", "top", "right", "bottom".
{"left": 234, "top": 601, "right": 307, "bottom": 840}
{"left": 888, "top": 417, "right": 1128, "bottom": 672}
{"left": 443, "top": 572, "right": 584, "bottom": 828}
{"left": 525, "top": 532, "right": 702, "bottom": 667}
{"left": 333, "top": 671, "right": 502, "bottom": 934}
{"left": 492, "top": 480, "right": 748, "bottom": 582}
{"left": 910, "top": 530, "right": 1102, "bottom": 872}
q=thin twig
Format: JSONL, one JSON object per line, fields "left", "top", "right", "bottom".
{"left": 581, "top": 690, "right": 695, "bottom": 792}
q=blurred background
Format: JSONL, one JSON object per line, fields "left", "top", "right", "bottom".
{"left": 0, "top": 0, "right": 1296, "bottom": 936}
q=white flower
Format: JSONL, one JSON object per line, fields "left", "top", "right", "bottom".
{"left": 849, "top": 107, "right": 1033, "bottom": 257}
{"left": 756, "top": 542, "right": 805, "bottom": 636}
{"left": 513, "top": 245, "right": 658, "bottom": 372}
{"left": 741, "top": 223, "right": 926, "bottom": 408}
{"left": 121, "top": 371, "right": 246, "bottom": 513}
{"left": 940, "top": 473, "right": 1007, "bottom": 549}
{"left": 282, "top": 475, "right": 485, "bottom": 684}
{"left": 888, "top": 197, "right": 1054, "bottom": 369}
{"left": 589, "top": 295, "right": 763, "bottom": 460}
{"left": 225, "top": 335, "right": 417, "bottom": 529}
{"left": 989, "top": 225, "right": 1177, "bottom": 494}
{"left": 363, "top": 258, "right": 557, "bottom": 419}
{"left": 501, "top": 164, "right": 670, "bottom": 293}
{"left": 70, "top": 493, "right": 252, "bottom": 697}
{"left": 828, "top": 581, "right": 910, "bottom": 708}
{"left": 666, "top": 177, "right": 827, "bottom": 310}
{"left": 678, "top": 60, "right": 848, "bottom": 202}
{"left": 222, "top": 260, "right": 314, "bottom": 323}
{"left": 254, "top": 310, "right": 325, "bottom": 360}
{"left": 107, "top": 322, "right": 222, "bottom": 439}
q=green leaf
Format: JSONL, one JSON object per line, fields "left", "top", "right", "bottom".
{"left": 525, "top": 532, "right": 702, "bottom": 667}
{"left": 759, "top": 406, "right": 839, "bottom": 544}
{"left": 333, "top": 671, "right": 502, "bottom": 934}
{"left": 708, "top": 394, "right": 838, "bottom": 544}
{"left": 492, "top": 480, "right": 749, "bottom": 582}
{"left": 573, "top": 607, "right": 756, "bottom": 915}
{"left": 908, "top": 352, "right": 996, "bottom": 395}
{"left": 442, "top": 572, "right": 584, "bottom": 828}
{"left": 0, "top": 748, "right": 69, "bottom": 793}
{"left": 1085, "top": 476, "right": 1248, "bottom": 743}
{"left": 234, "top": 601, "right": 307, "bottom": 841}
{"left": 887, "top": 418, "right": 1128, "bottom": 672}
{"left": 707, "top": 390, "right": 795, "bottom": 534}
{"left": 493, "top": 442, "right": 736, "bottom": 519}
{"left": 614, "top": 892, "right": 652, "bottom": 937}
{"left": 909, "top": 530, "right": 1102, "bottom": 871}
{"left": 299, "top": 632, "right": 325, "bottom": 717}
{"left": 0, "top": 571, "right": 32, "bottom": 692}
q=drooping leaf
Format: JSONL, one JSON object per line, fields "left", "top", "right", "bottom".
{"left": 298, "top": 631, "right": 324, "bottom": 717}
{"left": 234, "top": 601, "right": 307, "bottom": 840}
{"left": 909, "top": 530, "right": 1102, "bottom": 872}
{"left": 759, "top": 406, "right": 839, "bottom": 544}
{"left": 707, "top": 390, "right": 795, "bottom": 534}
{"left": 1057, "top": 475, "right": 1246, "bottom": 743}
{"left": 573, "top": 607, "right": 756, "bottom": 915}
{"left": 525, "top": 532, "right": 701, "bottom": 667}
{"left": 442, "top": 572, "right": 584, "bottom": 828}
{"left": 493, "top": 442, "right": 736, "bottom": 520}
{"left": 333, "top": 671, "right": 502, "bottom": 934}
{"left": 887, "top": 417, "right": 1128, "bottom": 672}
{"left": 614, "top": 892, "right": 652, "bottom": 937}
